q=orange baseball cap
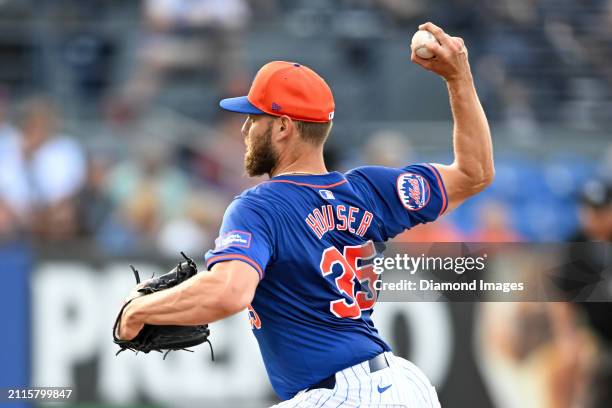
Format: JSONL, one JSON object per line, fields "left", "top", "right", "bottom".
{"left": 219, "top": 61, "right": 335, "bottom": 123}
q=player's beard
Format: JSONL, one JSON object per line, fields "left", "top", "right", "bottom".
{"left": 244, "top": 123, "right": 279, "bottom": 177}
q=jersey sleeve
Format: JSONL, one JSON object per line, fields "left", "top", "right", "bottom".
{"left": 204, "top": 197, "right": 275, "bottom": 280}
{"left": 346, "top": 163, "right": 448, "bottom": 239}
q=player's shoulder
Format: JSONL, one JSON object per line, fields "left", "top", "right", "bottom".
{"left": 345, "top": 165, "right": 387, "bottom": 179}
{"left": 344, "top": 164, "right": 443, "bottom": 202}
{"left": 345, "top": 163, "right": 436, "bottom": 178}
{"left": 231, "top": 185, "right": 269, "bottom": 208}
{"left": 346, "top": 163, "right": 442, "bottom": 188}
{"left": 229, "top": 181, "right": 289, "bottom": 214}
{"left": 345, "top": 165, "right": 396, "bottom": 188}
{"left": 236, "top": 180, "right": 289, "bottom": 202}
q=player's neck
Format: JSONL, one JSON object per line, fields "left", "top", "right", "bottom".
{"left": 270, "top": 150, "right": 327, "bottom": 178}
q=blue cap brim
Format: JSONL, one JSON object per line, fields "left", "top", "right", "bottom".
{"left": 219, "top": 96, "right": 265, "bottom": 115}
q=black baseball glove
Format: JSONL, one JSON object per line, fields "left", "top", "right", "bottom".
{"left": 113, "top": 252, "right": 214, "bottom": 360}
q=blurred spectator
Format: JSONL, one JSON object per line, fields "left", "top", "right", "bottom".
{"left": 76, "top": 154, "right": 114, "bottom": 238}
{"left": 106, "top": 140, "right": 189, "bottom": 221}
{"left": 0, "top": 91, "right": 22, "bottom": 240}
{"left": 0, "top": 96, "right": 86, "bottom": 241}
{"left": 0, "top": 200, "right": 19, "bottom": 241}
{"left": 99, "top": 139, "right": 190, "bottom": 252}
{"left": 157, "top": 189, "right": 228, "bottom": 256}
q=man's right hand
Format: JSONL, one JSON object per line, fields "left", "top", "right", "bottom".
{"left": 411, "top": 22, "right": 472, "bottom": 83}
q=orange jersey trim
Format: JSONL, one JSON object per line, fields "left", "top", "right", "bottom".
{"left": 207, "top": 254, "right": 264, "bottom": 280}
{"left": 267, "top": 179, "right": 347, "bottom": 189}
{"left": 424, "top": 163, "right": 448, "bottom": 215}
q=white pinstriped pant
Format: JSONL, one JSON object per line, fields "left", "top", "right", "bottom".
{"left": 272, "top": 353, "right": 441, "bottom": 408}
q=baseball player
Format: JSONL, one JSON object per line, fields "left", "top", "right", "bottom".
{"left": 116, "top": 22, "right": 494, "bottom": 407}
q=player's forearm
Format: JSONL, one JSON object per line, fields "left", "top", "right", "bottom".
{"left": 447, "top": 75, "right": 494, "bottom": 191}
{"left": 125, "top": 270, "right": 249, "bottom": 327}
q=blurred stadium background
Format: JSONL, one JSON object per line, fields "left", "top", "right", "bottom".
{"left": 0, "top": 0, "right": 611, "bottom": 407}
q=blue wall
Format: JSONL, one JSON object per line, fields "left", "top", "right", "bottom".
{"left": 0, "top": 239, "right": 32, "bottom": 408}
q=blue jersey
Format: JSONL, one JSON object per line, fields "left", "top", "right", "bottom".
{"left": 205, "top": 164, "right": 448, "bottom": 400}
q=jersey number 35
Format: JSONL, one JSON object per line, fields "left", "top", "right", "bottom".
{"left": 320, "top": 241, "right": 379, "bottom": 319}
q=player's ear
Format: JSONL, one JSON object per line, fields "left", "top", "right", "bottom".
{"left": 273, "top": 115, "right": 294, "bottom": 142}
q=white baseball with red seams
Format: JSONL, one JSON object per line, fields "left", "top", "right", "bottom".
{"left": 411, "top": 30, "right": 437, "bottom": 59}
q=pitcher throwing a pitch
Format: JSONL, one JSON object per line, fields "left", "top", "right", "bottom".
{"left": 116, "top": 22, "right": 494, "bottom": 407}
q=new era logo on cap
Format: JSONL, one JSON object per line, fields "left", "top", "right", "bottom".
{"left": 219, "top": 61, "right": 335, "bottom": 123}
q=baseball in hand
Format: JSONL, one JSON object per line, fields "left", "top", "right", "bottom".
{"left": 411, "top": 30, "right": 437, "bottom": 59}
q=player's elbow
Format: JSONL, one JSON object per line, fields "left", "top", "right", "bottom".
{"left": 461, "top": 163, "right": 495, "bottom": 195}
{"left": 478, "top": 165, "right": 495, "bottom": 190}
{"left": 217, "top": 282, "right": 254, "bottom": 316}
{"left": 208, "top": 260, "right": 259, "bottom": 317}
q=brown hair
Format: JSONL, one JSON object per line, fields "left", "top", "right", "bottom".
{"left": 295, "top": 120, "right": 333, "bottom": 146}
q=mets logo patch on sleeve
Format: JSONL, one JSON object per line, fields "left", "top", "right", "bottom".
{"left": 215, "top": 230, "right": 252, "bottom": 250}
{"left": 397, "top": 173, "right": 430, "bottom": 211}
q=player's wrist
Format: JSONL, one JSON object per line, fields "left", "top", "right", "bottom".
{"left": 445, "top": 71, "right": 473, "bottom": 86}
{"left": 123, "top": 299, "right": 145, "bottom": 327}
{"left": 120, "top": 301, "right": 145, "bottom": 340}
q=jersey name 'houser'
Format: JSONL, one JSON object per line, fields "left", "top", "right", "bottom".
{"left": 305, "top": 204, "right": 374, "bottom": 239}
